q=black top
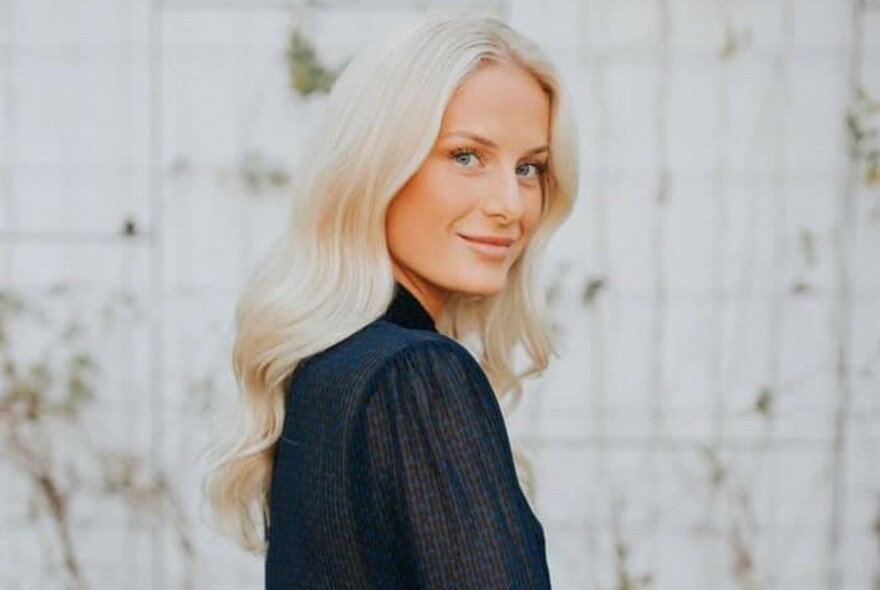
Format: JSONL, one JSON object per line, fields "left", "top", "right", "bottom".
{"left": 265, "top": 283, "right": 551, "bottom": 589}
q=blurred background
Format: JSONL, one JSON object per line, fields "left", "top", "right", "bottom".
{"left": 1, "top": 0, "right": 879, "bottom": 588}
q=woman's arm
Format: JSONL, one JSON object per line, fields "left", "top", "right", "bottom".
{"left": 360, "top": 339, "right": 551, "bottom": 589}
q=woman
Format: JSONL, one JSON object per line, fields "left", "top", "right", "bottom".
{"left": 206, "top": 12, "right": 579, "bottom": 589}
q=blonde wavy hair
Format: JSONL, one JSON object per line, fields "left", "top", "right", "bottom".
{"left": 205, "top": 12, "right": 580, "bottom": 553}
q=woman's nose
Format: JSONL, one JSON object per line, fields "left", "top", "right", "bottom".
{"left": 482, "top": 168, "right": 525, "bottom": 222}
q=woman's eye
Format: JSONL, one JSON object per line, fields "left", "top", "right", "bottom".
{"left": 517, "top": 162, "right": 546, "bottom": 178}
{"left": 451, "top": 149, "right": 479, "bottom": 167}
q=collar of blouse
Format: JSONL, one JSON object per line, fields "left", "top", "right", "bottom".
{"left": 381, "top": 282, "right": 438, "bottom": 333}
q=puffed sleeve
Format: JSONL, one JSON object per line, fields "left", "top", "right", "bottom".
{"left": 359, "top": 339, "right": 551, "bottom": 589}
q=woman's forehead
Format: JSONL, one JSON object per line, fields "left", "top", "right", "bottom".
{"left": 438, "top": 64, "right": 550, "bottom": 148}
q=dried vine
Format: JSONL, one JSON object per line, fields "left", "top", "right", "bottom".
{"left": 0, "top": 287, "right": 194, "bottom": 589}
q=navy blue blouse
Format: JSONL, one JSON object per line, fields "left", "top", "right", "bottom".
{"left": 266, "top": 283, "right": 551, "bottom": 589}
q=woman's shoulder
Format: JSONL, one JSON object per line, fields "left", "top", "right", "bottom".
{"left": 293, "top": 317, "right": 480, "bottom": 396}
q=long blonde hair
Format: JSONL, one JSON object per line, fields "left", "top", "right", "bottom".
{"left": 205, "top": 12, "right": 580, "bottom": 553}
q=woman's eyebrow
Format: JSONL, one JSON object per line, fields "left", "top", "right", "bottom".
{"left": 440, "top": 130, "right": 549, "bottom": 156}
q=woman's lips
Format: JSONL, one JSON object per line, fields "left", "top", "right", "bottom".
{"left": 457, "top": 233, "right": 515, "bottom": 259}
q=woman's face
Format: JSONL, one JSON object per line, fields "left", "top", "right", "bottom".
{"left": 385, "top": 62, "right": 550, "bottom": 319}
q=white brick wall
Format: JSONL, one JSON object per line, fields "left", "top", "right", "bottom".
{"left": 1, "top": 0, "right": 878, "bottom": 588}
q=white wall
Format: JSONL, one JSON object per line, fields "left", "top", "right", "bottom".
{"left": 1, "top": 0, "right": 878, "bottom": 588}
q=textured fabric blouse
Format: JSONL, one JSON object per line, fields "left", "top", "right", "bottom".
{"left": 265, "top": 283, "right": 551, "bottom": 589}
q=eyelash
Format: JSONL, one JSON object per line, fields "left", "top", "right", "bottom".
{"left": 450, "top": 148, "right": 480, "bottom": 169}
{"left": 449, "top": 147, "right": 547, "bottom": 178}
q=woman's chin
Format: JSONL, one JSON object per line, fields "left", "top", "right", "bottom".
{"left": 448, "top": 272, "right": 510, "bottom": 298}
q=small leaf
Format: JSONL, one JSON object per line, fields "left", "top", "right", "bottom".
{"left": 286, "top": 28, "right": 340, "bottom": 96}
{"left": 753, "top": 386, "right": 774, "bottom": 419}
{"left": 121, "top": 218, "right": 138, "bottom": 237}
{"left": 583, "top": 277, "right": 607, "bottom": 306}
{"left": 864, "top": 161, "right": 880, "bottom": 187}
{"left": 791, "top": 280, "right": 813, "bottom": 295}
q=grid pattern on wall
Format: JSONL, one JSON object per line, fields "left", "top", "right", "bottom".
{"left": 1, "top": 0, "right": 879, "bottom": 589}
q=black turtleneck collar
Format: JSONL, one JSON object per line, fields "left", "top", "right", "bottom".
{"left": 380, "top": 282, "right": 438, "bottom": 333}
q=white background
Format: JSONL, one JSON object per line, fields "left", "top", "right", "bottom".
{"left": 1, "top": 0, "right": 879, "bottom": 588}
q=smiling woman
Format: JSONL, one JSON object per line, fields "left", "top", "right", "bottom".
{"left": 387, "top": 63, "right": 551, "bottom": 314}
{"left": 205, "top": 12, "right": 579, "bottom": 590}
